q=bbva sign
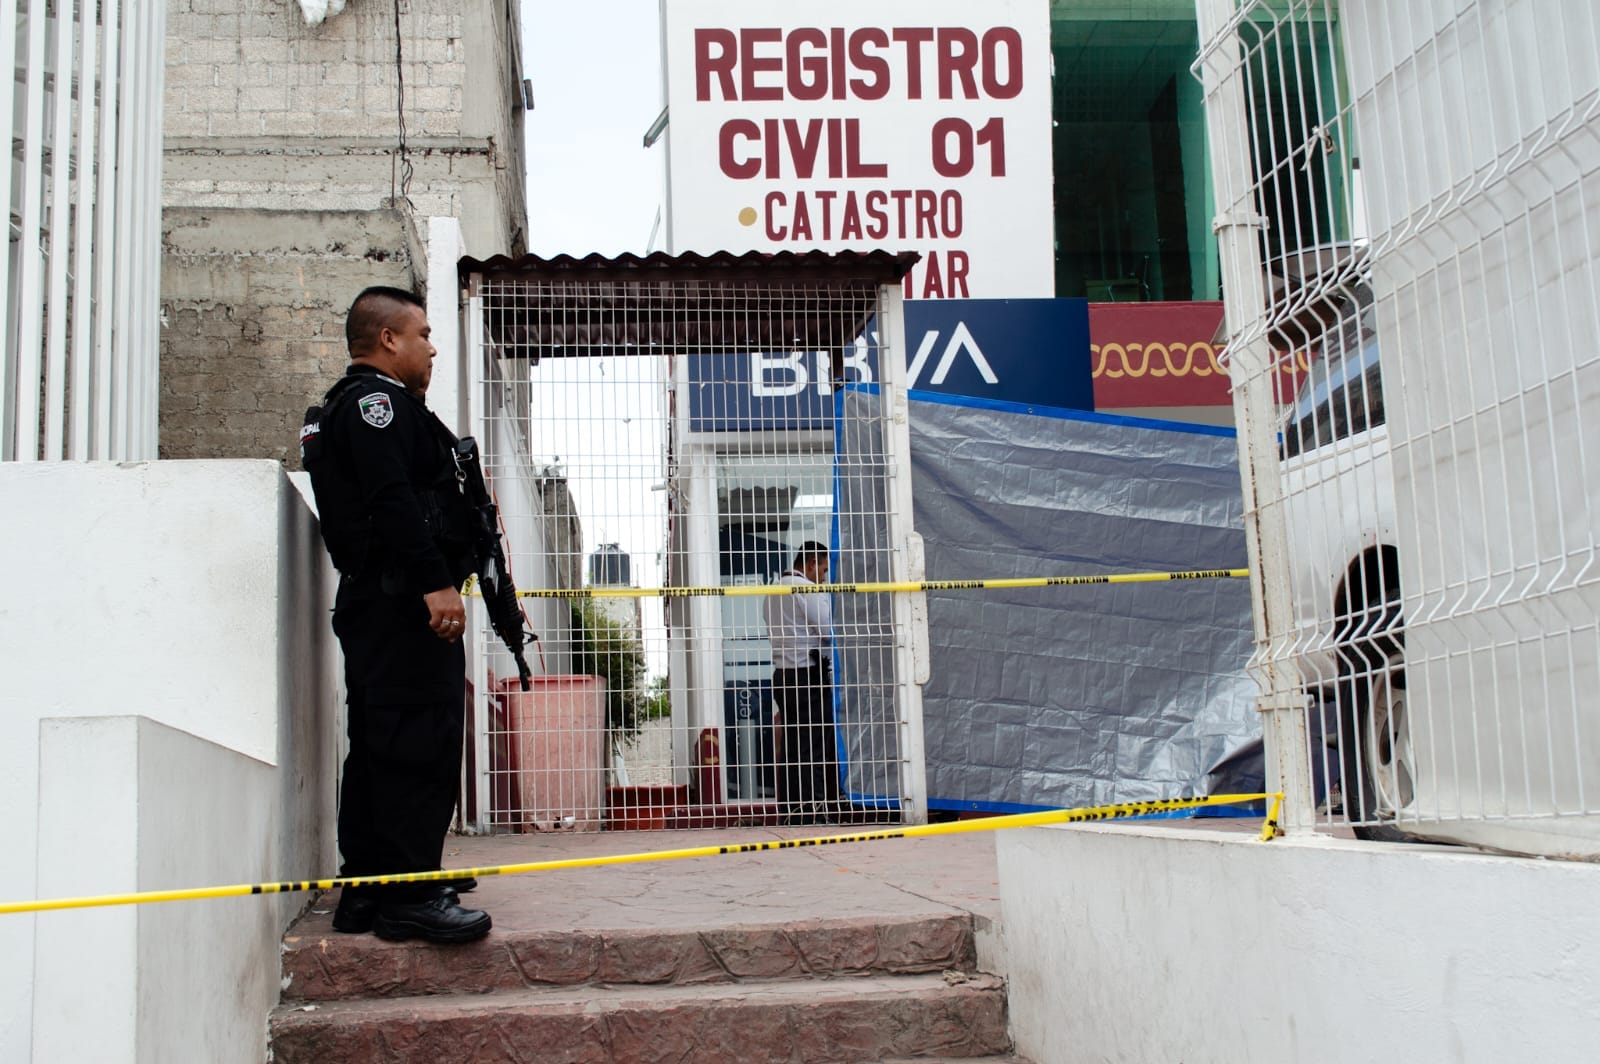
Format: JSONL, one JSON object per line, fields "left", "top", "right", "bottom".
{"left": 687, "top": 298, "right": 1091, "bottom": 431}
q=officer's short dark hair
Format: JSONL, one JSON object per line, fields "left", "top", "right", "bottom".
{"left": 794, "top": 541, "right": 829, "bottom": 569}
{"left": 346, "top": 286, "right": 426, "bottom": 356}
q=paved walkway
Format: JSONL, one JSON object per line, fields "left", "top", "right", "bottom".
{"left": 306, "top": 824, "right": 1003, "bottom": 941}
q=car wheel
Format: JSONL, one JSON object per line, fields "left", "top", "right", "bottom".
{"left": 1336, "top": 584, "right": 1412, "bottom": 841}
{"left": 1359, "top": 650, "right": 1414, "bottom": 827}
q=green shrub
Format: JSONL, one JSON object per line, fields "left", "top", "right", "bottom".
{"left": 570, "top": 600, "right": 651, "bottom": 737}
{"left": 638, "top": 675, "right": 671, "bottom": 722}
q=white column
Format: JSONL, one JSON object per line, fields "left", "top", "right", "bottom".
{"left": 0, "top": 1, "right": 17, "bottom": 460}
{"left": 426, "top": 217, "right": 468, "bottom": 432}
{"left": 91, "top": 0, "right": 124, "bottom": 460}
{"left": 13, "top": 0, "right": 51, "bottom": 460}
{"left": 136, "top": 0, "right": 166, "bottom": 460}
{"left": 428, "top": 220, "right": 473, "bottom": 824}
{"left": 876, "top": 283, "right": 929, "bottom": 826}
{"left": 42, "top": 0, "right": 78, "bottom": 459}
{"left": 69, "top": 0, "right": 104, "bottom": 459}
{"left": 462, "top": 289, "right": 493, "bottom": 831}
{"left": 686, "top": 445, "right": 725, "bottom": 792}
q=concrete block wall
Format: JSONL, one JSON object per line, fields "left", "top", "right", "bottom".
{"left": 463, "top": 0, "right": 529, "bottom": 253}
{"left": 164, "top": 0, "right": 528, "bottom": 259}
{"left": 159, "top": 206, "right": 424, "bottom": 466}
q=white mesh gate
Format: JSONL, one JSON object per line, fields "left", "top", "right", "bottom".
{"left": 460, "top": 251, "right": 927, "bottom": 832}
{"left": 1196, "top": 0, "right": 1600, "bottom": 854}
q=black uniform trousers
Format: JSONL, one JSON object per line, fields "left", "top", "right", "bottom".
{"left": 773, "top": 657, "right": 842, "bottom": 813}
{"left": 332, "top": 577, "right": 465, "bottom": 902}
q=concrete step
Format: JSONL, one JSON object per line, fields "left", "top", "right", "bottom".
{"left": 269, "top": 972, "right": 1010, "bottom": 1064}
{"left": 282, "top": 907, "right": 977, "bottom": 1003}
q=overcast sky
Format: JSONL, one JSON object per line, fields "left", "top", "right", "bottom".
{"left": 522, "top": 2, "right": 665, "bottom": 255}
{"left": 518, "top": 4, "right": 670, "bottom": 675}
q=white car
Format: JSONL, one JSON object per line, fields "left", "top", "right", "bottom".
{"left": 1276, "top": 270, "right": 1411, "bottom": 840}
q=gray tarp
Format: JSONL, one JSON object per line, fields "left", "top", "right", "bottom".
{"left": 836, "top": 387, "right": 1259, "bottom": 811}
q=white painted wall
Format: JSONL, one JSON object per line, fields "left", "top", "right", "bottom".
{"left": 998, "top": 824, "right": 1600, "bottom": 1064}
{"left": 427, "top": 216, "right": 467, "bottom": 435}
{"left": 0, "top": 461, "right": 339, "bottom": 1062}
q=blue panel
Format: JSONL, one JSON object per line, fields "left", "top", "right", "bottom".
{"left": 903, "top": 298, "right": 1093, "bottom": 411}
{"left": 686, "top": 350, "right": 864, "bottom": 433}
{"left": 686, "top": 299, "right": 1094, "bottom": 432}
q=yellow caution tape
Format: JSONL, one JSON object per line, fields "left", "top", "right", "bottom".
{"left": 0, "top": 793, "right": 1277, "bottom": 916}
{"left": 497, "top": 568, "right": 1250, "bottom": 600}
{"left": 1259, "top": 792, "right": 1284, "bottom": 841}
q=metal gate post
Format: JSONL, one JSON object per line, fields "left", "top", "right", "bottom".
{"left": 685, "top": 446, "right": 726, "bottom": 804}
{"left": 876, "top": 284, "right": 930, "bottom": 826}
{"left": 1195, "top": 0, "right": 1316, "bottom": 833}
{"left": 463, "top": 288, "right": 493, "bottom": 833}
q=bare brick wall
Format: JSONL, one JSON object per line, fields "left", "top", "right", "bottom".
{"left": 159, "top": 208, "right": 425, "bottom": 466}
{"left": 164, "top": 0, "right": 527, "bottom": 259}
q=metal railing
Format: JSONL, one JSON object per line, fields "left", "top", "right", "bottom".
{"left": 0, "top": 0, "right": 164, "bottom": 462}
{"left": 1197, "top": 0, "right": 1600, "bottom": 855}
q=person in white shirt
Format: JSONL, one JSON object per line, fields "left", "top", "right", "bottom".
{"left": 762, "top": 541, "right": 843, "bottom": 824}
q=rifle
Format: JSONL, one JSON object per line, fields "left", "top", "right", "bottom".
{"left": 452, "top": 437, "right": 534, "bottom": 691}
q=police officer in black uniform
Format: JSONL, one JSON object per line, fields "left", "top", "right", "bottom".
{"left": 303, "top": 286, "right": 490, "bottom": 944}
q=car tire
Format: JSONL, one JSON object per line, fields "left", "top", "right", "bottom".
{"left": 1335, "top": 582, "right": 1412, "bottom": 842}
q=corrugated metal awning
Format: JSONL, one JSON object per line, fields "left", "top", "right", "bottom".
{"left": 458, "top": 249, "right": 919, "bottom": 358}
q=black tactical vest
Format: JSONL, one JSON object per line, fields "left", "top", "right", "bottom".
{"left": 300, "top": 376, "right": 475, "bottom": 582}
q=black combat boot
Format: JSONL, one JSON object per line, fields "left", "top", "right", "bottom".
{"left": 373, "top": 890, "right": 492, "bottom": 944}
{"left": 331, "top": 888, "right": 379, "bottom": 934}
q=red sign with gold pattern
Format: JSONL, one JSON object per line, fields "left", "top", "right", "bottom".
{"left": 1090, "top": 302, "right": 1309, "bottom": 409}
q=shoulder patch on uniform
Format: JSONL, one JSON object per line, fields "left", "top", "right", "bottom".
{"left": 357, "top": 392, "right": 394, "bottom": 428}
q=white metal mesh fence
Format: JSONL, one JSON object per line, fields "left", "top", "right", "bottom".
{"left": 462, "top": 257, "right": 922, "bottom": 831}
{"left": 1197, "top": 0, "right": 1600, "bottom": 853}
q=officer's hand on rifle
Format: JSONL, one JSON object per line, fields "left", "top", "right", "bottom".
{"left": 424, "top": 586, "right": 467, "bottom": 642}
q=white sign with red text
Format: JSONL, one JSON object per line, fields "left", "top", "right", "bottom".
{"left": 663, "top": 0, "right": 1054, "bottom": 300}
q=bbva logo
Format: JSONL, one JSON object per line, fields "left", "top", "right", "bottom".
{"left": 906, "top": 322, "right": 997, "bottom": 388}
{"left": 747, "top": 323, "right": 998, "bottom": 397}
